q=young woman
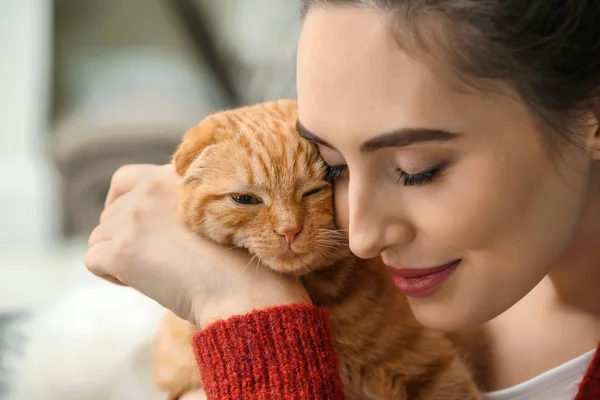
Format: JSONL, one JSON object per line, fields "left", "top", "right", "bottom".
{"left": 85, "top": 1, "right": 600, "bottom": 398}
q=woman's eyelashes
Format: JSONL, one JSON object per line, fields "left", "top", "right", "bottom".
{"left": 325, "top": 165, "right": 348, "bottom": 182}
{"left": 324, "top": 162, "right": 448, "bottom": 186}
{"left": 396, "top": 162, "right": 448, "bottom": 187}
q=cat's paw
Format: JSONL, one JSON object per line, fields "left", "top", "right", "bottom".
{"left": 154, "top": 358, "right": 203, "bottom": 400}
{"left": 153, "top": 312, "right": 202, "bottom": 400}
{"left": 179, "top": 388, "right": 208, "bottom": 400}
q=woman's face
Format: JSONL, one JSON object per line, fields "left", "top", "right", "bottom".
{"left": 296, "top": 6, "right": 593, "bottom": 330}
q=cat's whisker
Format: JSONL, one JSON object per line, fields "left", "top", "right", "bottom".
{"left": 185, "top": 231, "right": 200, "bottom": 241}
{"left": 255, "top": 255, "right": 264, "bottom": 275}
{"left": 324, "top": 236, "right": 349, "bottom": 245}
{"left": 323, "top": 227, "right": 349, "bottom": 233}
{"left": 316, "top": 227, "right": 348, "bottom": 235}
{"left": 311, "top": 248, "right": 330, "bottom": 265}
{"left": 326, "top": 238, "right": 350, "bottom": 248}
{"left": 312, "top": 245, "right": 340, "bottom": 264}
{"left": 316, "top": 230, "right": 349, "bottom": 244}
{"left": 315, "top": 231, "right": 346, "bottom": 239}
{"left": 294, "top": 256, "right": 312, "bottom": 275}
{"left": 233, "top": 254, "right": 258, "bottom": 283}
{"left": 225, "top": 245, "right": 242, "bottom": 252}
{"left": 249, "top": 240, "right": 282, "bottom": 247}
{"left": 310, "top": 248, "right": 342, "bottom": 262}
{"left": 316, "top": 240, "right": 347, "bottom": 251}
{"left": 322, "top": 236, "right": 347, "bottom": 245}
{"left": 311, "top": 242, "right": 335, "bottom": 251}
{"left": 313, "top": 246, "right": 341, "bottom": 256}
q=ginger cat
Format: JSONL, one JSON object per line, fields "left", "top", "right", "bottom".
{"left": 153, "top": 99, "right": 482, "bottom": 400}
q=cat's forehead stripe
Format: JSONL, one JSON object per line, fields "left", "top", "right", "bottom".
{"left": 214, "top": 104, "right": 325, "bottom": 192}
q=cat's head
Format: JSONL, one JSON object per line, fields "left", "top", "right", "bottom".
{"left": 172, "top": 99, "right": 349, "bottom": 275}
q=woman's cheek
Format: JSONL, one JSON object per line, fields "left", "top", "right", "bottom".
{"left": 333, "top": 179, "right": 349, "bottom": 231}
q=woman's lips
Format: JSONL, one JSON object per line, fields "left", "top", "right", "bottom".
{"left": 388, "top": 260, "right": 460, "bottom": 298}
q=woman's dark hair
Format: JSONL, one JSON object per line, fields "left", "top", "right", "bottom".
{"left": 300, "top": 0, "right": 600, "bottom": 140}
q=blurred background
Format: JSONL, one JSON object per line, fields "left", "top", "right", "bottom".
{"left": 0, "top": 0, "right": 301, "bottom": 398}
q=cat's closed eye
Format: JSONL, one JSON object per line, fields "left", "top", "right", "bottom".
{"left": 303, "top": 187, "right": 325, "bottom": 197}
{"left": 231, "top": 194, "right": 263, "bottom": 205}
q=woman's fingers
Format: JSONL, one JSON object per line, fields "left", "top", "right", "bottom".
{"left": 98, "top": 275, "right": 127, "bottom": 286}
{"left": 105, "top": 164, "right": 147, "bottom": 206}
{"left": 85, "top": 238, "right": 132, "bottom": 287}
{"left": 84, "top": 240, "right": 116, "bottom": 278}
{"left": 105, "top": 164, "right": 173, "bottom": 206}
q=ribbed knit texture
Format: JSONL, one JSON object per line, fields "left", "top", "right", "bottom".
{"left": 575, "top": 342, "right": 600, "bottom": 400}
{"left": 193, "top": 304, "right": 346, "bottom": 399}
{"left": 193, "top": 304, "right": 600, "bottom": 399}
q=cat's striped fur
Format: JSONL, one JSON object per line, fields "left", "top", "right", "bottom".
{"left": 153, "top": 99, "right": 482, "bottom": 399}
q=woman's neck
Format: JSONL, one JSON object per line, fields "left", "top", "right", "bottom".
{"left": 480, "top": 173, "right": 600, "bottom": 391}
{"left": 548, "top": 171, "right": 600, "bottom": 315}
{"left": 481, "top": 275, "right": 599, "bottom": 390}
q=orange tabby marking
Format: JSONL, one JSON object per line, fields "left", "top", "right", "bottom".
{"left": 153, "top": 99, "right": 482, "bottom": 399}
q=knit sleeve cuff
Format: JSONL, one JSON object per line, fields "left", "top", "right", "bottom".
{"left": 192, "top": 304, "right": 346, "bottom": 399}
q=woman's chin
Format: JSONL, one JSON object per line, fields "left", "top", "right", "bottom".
{"left": 400, "top": 278, "right": 478, "bottom": 332}
{"left": 406, "top": 294, "right": 488, "bottom": 333}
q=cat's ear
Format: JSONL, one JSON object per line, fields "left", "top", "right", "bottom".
{"left": 172, "top": 118, "right": 217, "bottom": 177}
{"left": 181, "top": 143, "right": 220, "bottom": 182}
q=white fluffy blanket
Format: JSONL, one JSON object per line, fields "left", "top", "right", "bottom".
{"left": 9, "top": 272, "right": 168, "bottom": 400}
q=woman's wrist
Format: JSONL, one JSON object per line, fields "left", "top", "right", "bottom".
{"left": 195, "top": 272, "right": 312, "bottom": 329}
{"left": 178, "top": 237, "right": 312, "bottom": 328}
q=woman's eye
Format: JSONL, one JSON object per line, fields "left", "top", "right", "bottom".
{"left": 397, "top": 163, "right": 447, "bottom": 187}
{"left": 231, "top": 194, "right": 263, "bottom": 205}
{"left": 325, "top": 165, "right": 348, "bottom": 182}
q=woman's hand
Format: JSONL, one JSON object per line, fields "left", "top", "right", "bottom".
{"left": 85, "top": 164, "right": 310, "bottom": 328}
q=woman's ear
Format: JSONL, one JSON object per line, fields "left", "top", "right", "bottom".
{"left": 171, "top": 118, "right": 218, "bottom": 177}
{"left": 587, "top": 97, "right": 600, "bottom": 160}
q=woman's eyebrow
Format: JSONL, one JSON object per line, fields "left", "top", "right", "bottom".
{"left": 360, "top": 128, "right": 459, "bottom": 152}
{"left": 296, "top": 120, "right": 459, "bottom": 152}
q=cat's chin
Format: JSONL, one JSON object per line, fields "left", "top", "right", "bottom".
{"left": 260, "top": 250, "right": 345, "bottom": 277}
{"left": 260, "top": 253, "right": 315, "bottom": 276}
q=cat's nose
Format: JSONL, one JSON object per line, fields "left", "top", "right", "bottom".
{"left": 276, "top": 226, "right": 302, "bottom": 248}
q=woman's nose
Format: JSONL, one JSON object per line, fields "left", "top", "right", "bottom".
{"left": 347, "top": 179, "right": 415, "bottom": 259}
{"left": 348, "top": 218, "right": 384, "bottom": 259}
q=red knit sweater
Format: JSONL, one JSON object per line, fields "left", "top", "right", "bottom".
{"left": 192, "top": 304, "right": 600, "bottom": 399}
